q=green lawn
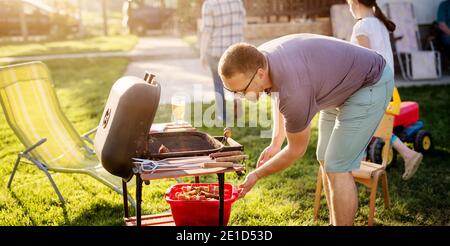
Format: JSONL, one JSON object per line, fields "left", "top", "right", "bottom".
{"left": 0, "top": 35, "right": 138, "bottom": 58}
{"left": 0, "top": 58, "right": 449, "bottom": 225}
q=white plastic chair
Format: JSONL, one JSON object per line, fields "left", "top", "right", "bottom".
{"left": 384, "top": 2, "right": 442, "bottom": 80}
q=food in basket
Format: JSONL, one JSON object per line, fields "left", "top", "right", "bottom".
{"left": 223, "top": 127, "right": 232, "bottom": 138}
{"left": 174, "top": 185, "right": 229, "bottom": 201}
{"left": 158, "top": 144, "right": 170, "bottom": 153}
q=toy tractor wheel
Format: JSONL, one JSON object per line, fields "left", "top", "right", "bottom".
{"left": 414, "top": 130, "right": 433, "bottom": 153}
{"left": 386, "top": 145, "right": 397, "bottom": 168}
{"left": 368, "top": 137, "right": 396, "bottom": 167}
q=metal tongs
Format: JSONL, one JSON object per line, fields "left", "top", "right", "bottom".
{"left": 132, "top": 157, "right": 243, "bottom": 174}
{"left": 132, "top": 159, "right": 160, "bottom": 174}
{"left": 132, "top": 158, "right": 193, "bottom": 174}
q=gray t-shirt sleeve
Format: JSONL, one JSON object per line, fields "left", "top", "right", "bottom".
{"left": 279, "top": 85, "right": 316, "bottom": 133}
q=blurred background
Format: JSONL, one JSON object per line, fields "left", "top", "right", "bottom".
{"left": 0, "top": 0, "right": 443, "bottom": 42}
{"left": 0, "top": 0, "right": 179, "bottom": 41}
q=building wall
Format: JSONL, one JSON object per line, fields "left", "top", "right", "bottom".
{"left": 244, "top": 18, "right": 332, "bottom": 39}
{"left": 378, "top": 0, "right": 443, "bottom": 24}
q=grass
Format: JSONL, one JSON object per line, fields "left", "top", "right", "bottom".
{"left": 0, "top": 35, "right": 138, "bottom": 58}
{"left": 0, "top": 58, "right": 449, "bottom": 225}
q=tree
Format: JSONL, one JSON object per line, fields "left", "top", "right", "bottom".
{"left": 19, "top": 1, "right": 28, "bottom": 41}
{"left": 102, "top": 0, "right": 108, "bottom": 36}
{"left": 78, "top": 0, "right": 84, "bottom": 37}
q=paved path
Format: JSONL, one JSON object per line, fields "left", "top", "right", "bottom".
{"left": 124, "top": 57, "right": 218, "bottom": 104}
{"left": 122, "top": 37, "right": 218, "bottom": 104}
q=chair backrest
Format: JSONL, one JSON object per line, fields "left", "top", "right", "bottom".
{"left": 0, "top": 62, "right": 96, "bottom": 169}
{"left": 373, "top": 114, "right": 395, "bottom": 168}
{"left": 330, "top": 4, "right": 357, "bottom": 41}
{"left": 384, "top": 2, "right": 420, "bottom": 52}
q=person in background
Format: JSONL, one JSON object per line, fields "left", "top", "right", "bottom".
{"left": 122, "top": 0, "right": 132, "bottom": 34}
{"left": 347, "top": 0, "right": 423, "bottom": 181}
{"left": 200, "top": 0, "right": 246, "bottom": 123}
{"left": 437, "top": 0, "right": 450, "bottom": 68}
{"left": 437, "top": 0, "right": 450, "bottom": 47}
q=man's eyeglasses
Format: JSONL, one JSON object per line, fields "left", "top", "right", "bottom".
{"left": 224, "top": 69, "right": 258, "bottom": 97}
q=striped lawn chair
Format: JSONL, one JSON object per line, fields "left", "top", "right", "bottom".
{"left": 0, "top": 61, "right": 135, "bottom": 206}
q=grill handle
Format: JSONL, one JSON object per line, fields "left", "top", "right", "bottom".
{"left": 144, "top": 72, "right": 156, "bottom": 84}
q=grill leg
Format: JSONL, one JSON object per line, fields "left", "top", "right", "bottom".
{"left": 122, "top": 180, "right": 129, "bottom": 219}
{"left": 217, "top": 173, "right": 225, "bottom": 226}
{"left": 136, "top": 175, "right": 143, "bottom": 226}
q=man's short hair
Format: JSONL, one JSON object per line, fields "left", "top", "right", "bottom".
{"left": 219, "top": 43, "right": 266, "bottom": 79}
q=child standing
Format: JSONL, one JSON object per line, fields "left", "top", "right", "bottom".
{"left": 347, "top": 0, "right": 423, "bottom": 180}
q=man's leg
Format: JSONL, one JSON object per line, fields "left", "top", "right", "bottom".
{"left": 327, "top": 172, "right": 358, "bottom": 226}
{"left": 316, "top": 109, "right": 338, "bottom": 224}
{"left": 319, "top": 161, "right": 334, "bottom": 224}
{"left": 324, "top": 65, "right": 394, "bottom": 226}
{"left": 208, "top": 55, "right": 226, "bottom": 121}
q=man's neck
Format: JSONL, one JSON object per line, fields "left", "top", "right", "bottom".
{"left": 263, "top": 54, "right": 273, "bottom": 92}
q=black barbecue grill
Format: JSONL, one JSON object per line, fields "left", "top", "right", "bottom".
{"left": 94, "top": 72, "right": 246, "bottom": 226}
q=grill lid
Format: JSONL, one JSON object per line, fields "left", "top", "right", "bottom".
{"left": 94, "top": 72, "right": 161, "bottom": 180}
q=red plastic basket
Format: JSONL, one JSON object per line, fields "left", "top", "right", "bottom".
{"left": 165, "top": 183, "right": 239, "bottom": 226}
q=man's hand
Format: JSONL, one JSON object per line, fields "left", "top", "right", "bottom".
{"left": 238, "top": 171, "right": 260, "bottom": 198}
{"left": 238, "top": 126, "right": 311, "bottom": 199}
{"left": 257, "top": 144, "right": 281, "bottom": 167}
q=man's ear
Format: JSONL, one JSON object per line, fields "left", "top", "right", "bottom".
{"left": 257, "top": 68, "right": 265, "bottom": 79}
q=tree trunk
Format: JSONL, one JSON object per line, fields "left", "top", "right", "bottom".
{"left": 19, "top": 1, "right": 28, "bottom": 41}
{"left": 160, "top": 0, "right": 166, "bottom": 18}
{"left": 102, "top": 0, "right": 108, "bottom": 36}
{"left": 78, "top": 0, "right": 85, "bottom": 37}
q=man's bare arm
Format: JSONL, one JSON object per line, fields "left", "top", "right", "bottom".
{"left": 271, "top": 98, "right": 286, "bottom": 148}
{"left": 255, "top": 125, "right": 311, "bottom": 178}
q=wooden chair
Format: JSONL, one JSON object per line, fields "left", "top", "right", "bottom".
{"left": 313, "top": 114, "right": 394, "bottom": 226}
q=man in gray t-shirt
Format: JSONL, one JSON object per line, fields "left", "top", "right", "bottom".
{"left": 218, "top": 34, "right": 394, "bottom": 226}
